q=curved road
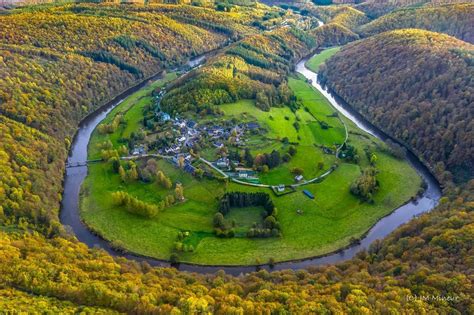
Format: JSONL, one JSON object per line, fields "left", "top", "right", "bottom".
{"left": 60, "top": 51, "right": 441, "bottom": 276}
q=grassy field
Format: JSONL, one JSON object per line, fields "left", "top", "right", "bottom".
{"left": 216, "top": 75, "right": 348, "bottom": 186}
{"left": 88, "top": 72, "right": 178, "bottom": 160}
{"left": 225, "top": 206, "right": 263, "bottom": 236}
{"left": 80, "top": 49, "right": 422, "bottom": 265}
{"left": 305, "top": 47, "right": 340, "bottom": 73}
{"left": 218, "top": 99, "right": 337, "bottom": 184}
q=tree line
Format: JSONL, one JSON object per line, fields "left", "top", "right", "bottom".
{"left": 111, "top": 191, "right": 160, "bottom": 218}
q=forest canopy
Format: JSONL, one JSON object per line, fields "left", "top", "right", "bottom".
{"left": 319, "top": 29, "right": 474, "bottom": 184}
{"left": 359, "top": 3, "right": 474, "bottom": 43}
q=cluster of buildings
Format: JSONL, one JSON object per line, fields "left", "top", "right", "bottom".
{"left": 155, "top": 115, "right": 260, "bottom": 158}
{"left": 156, "top": 117, "right": 199, "bottom": 155}
{"left": 205, "top": 122, "right": 259, "bottom": 149}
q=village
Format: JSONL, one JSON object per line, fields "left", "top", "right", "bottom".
{"left": 126, "top": 85, "right": 331, "bottom": 198}
{"left": 129, "top": 90, "right": 272, "bottom": 183}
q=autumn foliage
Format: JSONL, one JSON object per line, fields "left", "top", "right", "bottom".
{"left": 319, "top": 29, "right": 474, "bottom": 184}
{"left": 0, "top": 3, "right": 258, "bottom": 233}
{"left": 0, "top": 2, "right": 472, "bottom": 313}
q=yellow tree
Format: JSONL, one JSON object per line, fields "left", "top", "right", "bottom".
{"left": 175, "top": 183, "right": 184, "bottom": 201}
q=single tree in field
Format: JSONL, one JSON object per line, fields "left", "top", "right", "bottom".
{"left": 175, "top": 183, "right": 185, "bottom": 201}
{"left": 370, "top": 153, "right": 378, "bottom": 166}
{"left": 178, "top": 156, "right": 185, "bottom": 169}
{"left": 119, "top": 165, "right": 126, "bottom": 183}
{"left": 213, "top": 212, "right": 225, "bottom": 228}
{"left": 128, "top": 164, "right": 139, "bottom": 182}
{"left": 110, "top": 157, "right": 120, "bottom": 173}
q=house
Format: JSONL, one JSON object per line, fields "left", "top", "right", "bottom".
{"left": 132, "top": 145, "right": 145, "bottom": 156}
{"left": 184, "top": 164, "right": 196, "bottom": 174}
{"left": 187, "top": 120, "right": 197, "bottom": 128}
{"left": 178, "top": 136, "right": 186, "bottom": 143}
{"left": 213, "top": 142, "right": 224, "bottom": 148}
{"left": 277, "top": 184, "right": 285, "bottom": 192}
{"left": 238, "top": 172, "right": 248, "bottom": 178}
{"left": 322, "top": 147, "right": 333, "bottom": 154}
{"left": 216, "top": 158, "right": 229, "bottom": 168}
{"left": 295, "top": 175, "right": 304, "bottom": 182}
{"left": 165, "top": 145, "right": 180, "bottom": 154}
{"left": 303, "top": 190, "right": 314, "bottom": 199}
{"left": 246, "top": 122, "right": 260, "bottom": 130}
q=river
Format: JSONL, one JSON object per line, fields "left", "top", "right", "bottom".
{"left": 60, "top": 51, "right": 441, "bottom": 276}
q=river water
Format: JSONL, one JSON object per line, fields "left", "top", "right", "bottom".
{"left": 60, "top": 52, "right": 441, "bottom": 276}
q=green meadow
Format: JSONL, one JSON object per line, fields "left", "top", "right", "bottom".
{"left": 305, "top": 47, "right": 341, "bottom": 72}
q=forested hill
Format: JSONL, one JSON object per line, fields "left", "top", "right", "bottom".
{"left": 318, "top": 29, "right": 474, "bottom": 184}
{"left": 359, "top": 3, "right": 474, "bottom": 43}
{"left": 355, "top": 0, "right": 469, "bottom": 18}
{"left": 160, "top": 26, "right": 316, "bottom": 114}
{"left": 303, "top": 4, "right": 369, "bottom": 46}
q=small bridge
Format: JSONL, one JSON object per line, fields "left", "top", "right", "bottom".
{"left": 66, "top": 159, "right": 102, "bottom": 168}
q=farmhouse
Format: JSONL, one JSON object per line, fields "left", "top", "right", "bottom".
{"left": 156, "top": 111, "right": 171, "bottom": 122}
{"left": 216, "top": 157, "right": 230, "bottom": 168}
{"left": 246, "top": 122, "right": 260, "bottom": 130}
{"left": 295, "top": 174, "right": 304, "bottom": 182}
{"left": 132, "top": 145, "right": 145, "bottom": 156}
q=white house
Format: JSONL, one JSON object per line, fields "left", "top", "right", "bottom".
{"left": 295, "top": 175, "right": 304, "bottom": 182}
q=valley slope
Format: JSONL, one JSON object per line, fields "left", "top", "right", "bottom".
{"left": 319, "top": 29, "right": 474, "bottom": 184}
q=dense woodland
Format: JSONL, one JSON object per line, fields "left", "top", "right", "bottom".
{"left": 319, "top": 29, "right": 474, "bottom": 184}
{"left": 304, "top": 4, "right": 368, "bottom": 46}
{"left": 354, "top": 0, "right": 469, "bottom": 18}
{"left": 360, "top": 3, "right": 474, "bottom": 43}
{"left": 0, "top": 2, "right": 473, "bottom": 313}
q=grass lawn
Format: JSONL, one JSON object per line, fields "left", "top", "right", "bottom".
{"left": 80, "top": 48, "right": 423, "bottom": 265}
